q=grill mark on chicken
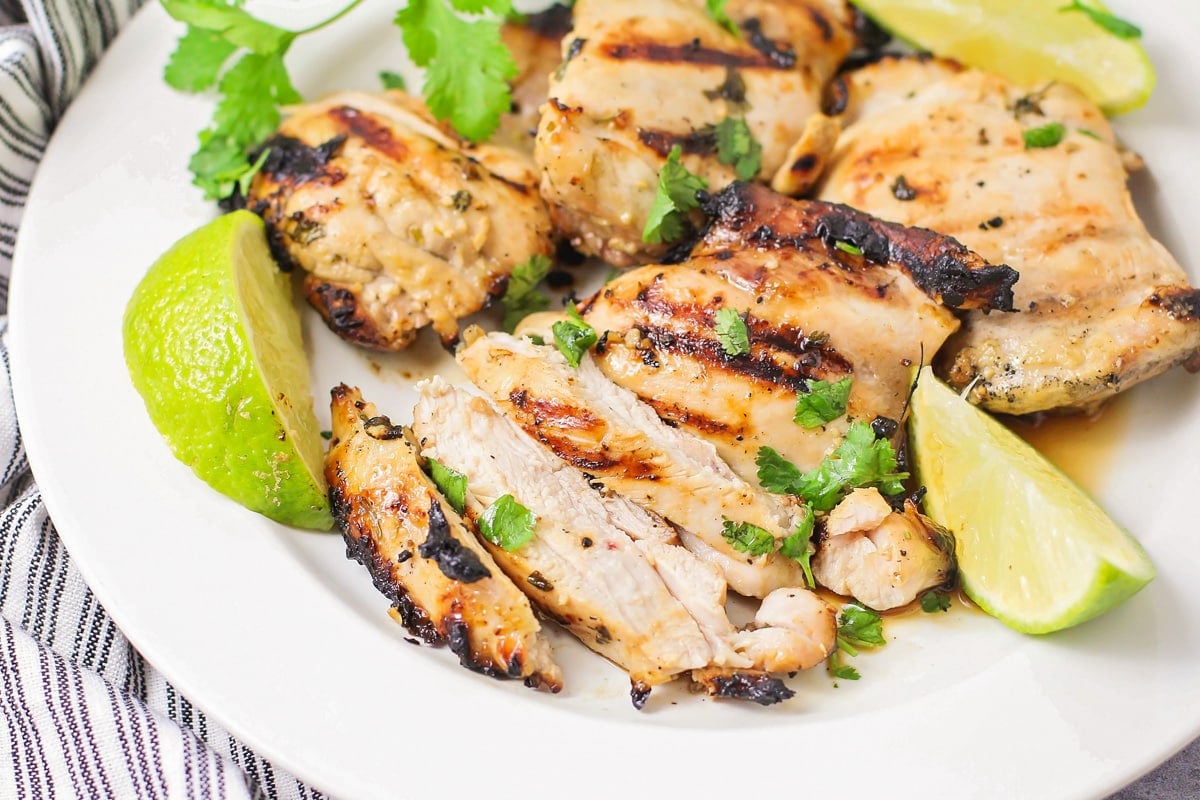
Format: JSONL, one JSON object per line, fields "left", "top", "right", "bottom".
{"left": 302, "top": 279, "right": 399, "bottom": 350}
{"left": 742, "top": 18, "right": 799, "bottom": 67}
{"left": 507, "top": 389, "right": 627, "bottom": 472}
{"left": 327, "top": 105, "right": 409, "bottom": 162}
{"left": 637, "top": 127, "right": 718, "bottom": 158}
{"left": 1147, "top": 287, "right": 1200, "bottom": 321}
{"left": 256, "top": 134, "right": 347, "bottom": 186}
{"left": 700, "top": 183, "right": 1018, "bottom": 311}
{"left": 418, "top": 499, "right": 492, "bottom": 583}
{"left": 690, "top": 668, "right": 795, "bottom": 706}
{"left": 602, "top": 40, "right": 790, "bottom": 70}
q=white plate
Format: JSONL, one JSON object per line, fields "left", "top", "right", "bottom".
{"left": 9, "top": 3, "right": 1200, "bottom": 799}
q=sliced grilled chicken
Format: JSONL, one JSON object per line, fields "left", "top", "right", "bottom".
{"left": 412, "top": 377, "right": 715, "bottom": 701}
{"left": 325, "top": 384, "right": 561, "bottom": 690}
{"left": 536, "top": 0, "right": 856, "bottom": 265}
{"left": 581, "top": 182, "right": 1018, "bottom": 483}
{"left": 456, "top": 331, "right": 814, "bottom": 598}
{"left": 812, "top": 488, "right": 955, "bottom": 610}
{"left": 495, "top": 4, "right": 574, "bottom": 154}
{"left": 817, "top": 56, "right": 1200, "bottom": 414}
{"left": 246, "top": 90, "right": 554, "bottom": 350}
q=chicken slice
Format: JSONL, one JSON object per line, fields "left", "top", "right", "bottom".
{"left": 325, "top": 384, "right": 561, "bottom": 690}
{"left": 581, "top": 182, "right": 1017, "bottom": 483}
{"left": 817, "top": 56, "right": 1200, "bottom": 413}
{"left": 457, "top": 331, "right": 814, "bottom": 598}
{"left": 536, "top": 0, "right": 856, "bottom": 265}
{"left": 246, "top": 90, "right": 554, "bottom": 350}
{"left": 812, "top": 488, "right": 955, "bottom": 611}
{"left": 412, "top": 377, "right": 716, "bottom": 702}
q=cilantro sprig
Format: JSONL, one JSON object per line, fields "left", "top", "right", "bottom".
{"left": 477, "top": 494, "right": 536, "bottom": 551}
{"left": 1059, "top": 1, "right": 1142, "bottom": 39}
{"left": 714, "top": 116, "right": 762, "bottom": 180}
{"left": 828, "top": 604, "right": 885, "bottom": 682}
{"left": 794, "top": 376, "right": 852, "bottom": 429}
{"left": 552, "top": 307, "right": 598, "bottom": 367}
{"left": 721, "top": 519, "right": 776, "bottom": 556}
{"left": 714, "top": 307, "right": 750, "bottom": 356}
{"left": 721, "top": 509, "right": 817, "bottom": 587}
{"left": 779, "top": 504, "right": 816, "bottom": 588}
{"left": 643, "top": 145, "right": 709, "bottom": 244}
{"left": 500, "top": 254, "right": 552, "bottom": 332}
{"left": 757, "top": 421, "right": 908, "bottom": 512}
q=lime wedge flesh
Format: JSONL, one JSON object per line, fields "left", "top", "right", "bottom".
{"left": 851, "top": 0, "right": 1156, "bottom": 114}
{"left": 123, "top": 211, "right": 332, "bottom": 530}
{"left": 908, "top": 367, "right": 1153, "bottom": 633}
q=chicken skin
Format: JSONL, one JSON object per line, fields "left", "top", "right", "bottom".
{"left": 536, "top": 0, "right": 855, "bottom": 265}
{"left": 817, "top": 56, "right": 1200, "bottom": 414}
{"left": 247, "top": 90, "right": 554, "bottom": 350}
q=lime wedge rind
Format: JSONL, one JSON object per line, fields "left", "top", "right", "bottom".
{"left": 909, "top": 367, "right": 1154, "bottom": 634}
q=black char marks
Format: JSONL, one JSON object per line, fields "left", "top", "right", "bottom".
{"left": 693, "top": 671, "right": 796, "bottom": 706}
{"left": 638, "top": 127, "right": 718, "bottom": 159}
{"left": 303, "top": 279, "right": 397, "bottom": 351}
{"left": 702, "top": 182, "right": 1018, "bottom": 312}
{"left": 603, "top": 39, "right": 790, "bottom": 70}
{"left": 742, "top": 19, "right": 798, "bottom": 68}
{"left": 418, "top": 499, "right": 492, "bottom": 583}
{"left": 257, "top": 134, "right": 347, "bottom": 186}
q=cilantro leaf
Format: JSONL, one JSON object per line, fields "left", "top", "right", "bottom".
{"left": 427, "top": 458, "right": 467, "bottom": 515}
{"left": 379, "top": 70, "right": 407, "bottom": 90}
{"left": 501, "top": 254, "right": 552, "bottom": 332}
{"left": 837, "top": 604, "right": 886, "bottom": 650}
{"left": 714, "top": 116, "right": 761, "bottom": 180}
{"left": 828, "top": 654, "right": 860, "bottom": 681}
{"left": 395, "top": 0, "right": 517, "bottom": 142}
{"left": 552, "top": 307, "right": 598, "bottom": 367}
{"left": 756, "top": 421, "right": 908, "bottom": 511}
{"left": 1023, "top": 122, "right": 1067, "bottom": 149}
{"left": 721, "top": 519, "right": 776, "bottom": 556}
{"left": 161, "top": 0, "right": 295, "bottom": 54}
{"left": 920, "top": 590, "right": 952, "bottom": 614}
{"left": 642, "top": 145, "right": 709, "bottom": 244}
{"left": 835, "top": 240, "right": 863, "bottom": 256}
{"left": 778, "top": 504, "right": 816, "bottom": 587}
{"left": 794, "top": 376, "right": 852, "bottom": 429}
{"left": 477, "top": 494, "right": 536, "bottom": 551}
{"left": 164, "top": 25, "right": 237, "bottom": 92}
{"left": 1059, "top": 1, "right": 1141, "bottom": 39}
{"left": 715, "top": 307, "right": 750, "bottom": 356}
{"left": 706, "top": 0, "right": 739, "bottom": 36}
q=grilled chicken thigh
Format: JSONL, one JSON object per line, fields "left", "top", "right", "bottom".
{"left": 457, "top": 332, "right": 815, "bottom": 599}
{"left": 246, "top": 90, "right": 554, "bottom": 350}
{"left": 536, "top": 0, "right": 855, "bottom": 265}
{"left": 495, "top": 5, "right": 574, "bottom": 154}
{"left": 581, "top": 182, "right": 1018, "bottom": 482}
{"left": 817, "top": 57, "right": 1200, "bottom": 413}
{"left": 325, "top": 385, "right": 561, "bottom": 690}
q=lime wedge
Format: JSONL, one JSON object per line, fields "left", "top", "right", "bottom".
{"left": 851, "top": 0, "right": 1156, "bottom": 114}
{"left": 908, "top": 367, "right": 1153, "bottom": 633}
{"left": 123, "top": 211, "right": 332, "bottom": 530}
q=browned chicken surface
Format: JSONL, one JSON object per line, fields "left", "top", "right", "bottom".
{"left": 325, "top": 384, "right": 561, "bottom": 691}
{"left": 536, "top": 0, "right": 856, "bottom": 265}
{"left": 817, "top": 56, "right": 1200, "bottom": 414}
{"left": 580, "top": 182, "right": 1017, "bottom": 482}
{"left": 247, "top": 90, "right": 554, "bottom": 350}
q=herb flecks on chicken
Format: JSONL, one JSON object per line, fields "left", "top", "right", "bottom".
{"left": 246, "top": 91, "right": 554, "bottom": 351}
{"left": 817, "top": 56, "right": 1200, "bottom": 414}
{"left": 325, "top": 384, "right": 561, "bottom": 691}
{"left": 535, "top": 0, "right": 856, "bottom": 266}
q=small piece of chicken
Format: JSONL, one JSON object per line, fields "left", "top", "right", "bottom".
{"left": 325, "top": 384, "right": 561, "bottom": 690}
{"left": 457, "top": 331, "right": 816, "bottom": 598}
{"left": 495, "top": 4, "right": 575, "bottom": 154}
{"left": 412, "top": 377, "right": 714, "bottom": 701}
{"left": 812, "top": 488, "right": 955, "bottom": 610}
{"left": 536, "top": 0, "right": 856, "bottom": 265}
{"left": 246, "top": 90, "right": 554, "bottom": 350}
{"left": 581, "top": 182, "right": 1018, "bottom": 483}
{"left": 817, "top": 56, "right": 1200, "bottom": 414}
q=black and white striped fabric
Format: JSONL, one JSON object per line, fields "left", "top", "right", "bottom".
{"left": 0, "top": 2, "right": 1192, "bottom": 799}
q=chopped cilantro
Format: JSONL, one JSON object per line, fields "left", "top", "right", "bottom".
{"left": 721, "top": 519, "right": 777, "bottom": 556}
{"left": 394, "top": 0, "right": 518, "bottom": 142}
{"left": 500, "top": 254, "right": 552, "bottom": 332}
{"left": 835, "top": 240, "right": 863, "bottom": 256}
{"left": 427, "top": 458, "right": 467, "bottom": 515}
{"left": 794, "top": 376, "right": 852, "bottom": 429}
{"left": 552, "top": 307, "right": 598, "bottom": 367}
{"left": 1059, "top": 1, "right": 1141, "bottom": 39}
{"left": 526, "top": 333, "right": 545, "bottom": 346}
{"left": 1077, "top": 127, "right": 1102, "bottom": 140}
{"left": 477, "top": 494, "right": 536, "bottom": 551}
{"left": 778, "top": 504, "right": 816, "bottom": 587}
{"left": 714, "top": 116, "right": 762, "bottom": 180}
{"left": 838, "top": 604, "right": 886, "bottom": 651}
{"left": 827, "top": 652, "right": 860, "bottom": 682}
{"left": 1023, "top": 122, "right": 1067, "bottom": 149}
{"left": 920, "top": 590, "right": 953, "bottom": 614}
{"left": 756, "top": 421, "right": 908, "bottom": 511}
{"left": 707, "top": 0, "right": 739, "bottom": 35}
{"left": 319, "top": 429, "right": 332, "bottom": 440}
{"left": 642, "top": 145, "right": 709, "bottom": 244}
{"left": 379, "top": 70, "right": 407, "bottom": 90}
{"left": 714, "top": 307, "right": 750, "bottom": 356}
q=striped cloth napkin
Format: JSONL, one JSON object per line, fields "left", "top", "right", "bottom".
{"left": 0, "top": 2, "right": 1192, "bottom": 799}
